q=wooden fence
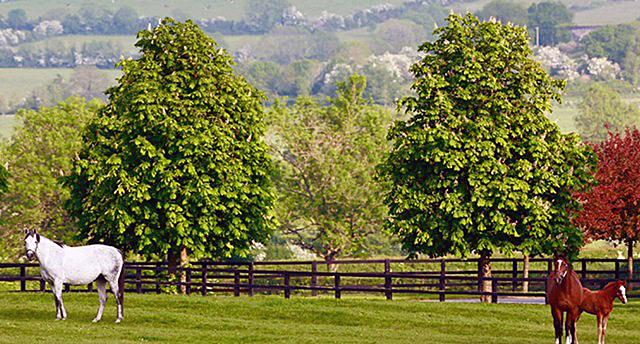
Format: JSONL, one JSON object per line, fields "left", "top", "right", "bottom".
{"left": 1, "top": 258, "right": 637, "bottom": 303}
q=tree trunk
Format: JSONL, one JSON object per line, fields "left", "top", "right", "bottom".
{"left": 628, "top": 239, "right": 634, "bottom": 290}
{"left": 478, "top": 251, "right": 492, "bottom": 303}
{"left": 523, "top": 255, "right": 530, "bottom": 293}
{"left": 325, "top": 251, "right": 339, "bottom": 272}
{"left": 167, "top": 246, "right": 189, "bottom": 294}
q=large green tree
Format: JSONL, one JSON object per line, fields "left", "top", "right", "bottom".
{"left": 65, "top": 19, "right": 276, "bottom": 279}
{"left": 580, "top": 24, "right": 639, "bottom": 65}
{"left": 244, "top": 0, "right": 290, "bottom": 33}
{"left": 0, "top": 98, "right": 100, "bottom": 259}
{"left": 527, "top": 1, "right": 573, "bottom": 46}
{"left": 475, "top": 0, "right": 528, "bottom": 26}
{"left": 268, "top": 75, "right": 392, "bottom": 267}
{"left": 575, "top": 83, "right": 640, "bottom": 143}
{"left": 378, "top": 13, "right": 596, "bottom": 302}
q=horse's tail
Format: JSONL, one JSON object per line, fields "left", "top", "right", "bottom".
{"left": 117, "top": 249, "right": 125, "bottom": 306}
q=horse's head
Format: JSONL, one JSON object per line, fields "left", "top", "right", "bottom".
{"left": 615, "top": 280, "right": 628, "bottom": 304}
{"left": 24, "top": 229, "right": 40, "bottom": 261}
{"left": 551, "top": 255, "right": 570, "bottom": 285}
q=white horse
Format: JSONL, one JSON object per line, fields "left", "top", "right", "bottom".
{"left": 24, "top": 229, "right": 124, "bottom": 323}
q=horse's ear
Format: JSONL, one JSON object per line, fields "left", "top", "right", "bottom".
{"left": 620, "top": 280, "right": 626, "bottom": 287}
{"left": 35, "top": 233, "right": 40, "bottom": 243}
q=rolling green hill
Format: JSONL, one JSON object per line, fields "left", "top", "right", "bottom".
{"left": 0, "top": 0, "right": 406, "bottom": 20}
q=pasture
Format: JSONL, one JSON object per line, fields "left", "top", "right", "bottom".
{"left": 0, "top": 292, "right": 637, "bottom": 343}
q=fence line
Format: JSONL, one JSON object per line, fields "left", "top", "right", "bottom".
{"left": 0, "top": 258, "right": 636, "bottom": 303}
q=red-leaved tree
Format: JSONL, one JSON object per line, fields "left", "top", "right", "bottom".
{"left": 573, "top": 128, "right": 640, "bottom": 284}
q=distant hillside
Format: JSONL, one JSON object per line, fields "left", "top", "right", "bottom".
{"left": 1, "top": 0, "right": 638, "bottom": 27}
{"left": 0, "top": 0, "right": 406, "bottom": 20}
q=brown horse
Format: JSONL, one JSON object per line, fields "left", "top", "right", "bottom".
{"left": 547, "top": 255, "right": 583, "bottom": 344}
{"left": 579, "top": 280, "right": 627, "bottom": 344}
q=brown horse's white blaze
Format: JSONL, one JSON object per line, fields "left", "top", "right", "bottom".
{"left": 579, "top": 280, "right": 627, "bottom": 344}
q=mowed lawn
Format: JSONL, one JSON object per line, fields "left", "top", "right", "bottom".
{"left": 0, "top": 293, "right": 638, "bottom": 344}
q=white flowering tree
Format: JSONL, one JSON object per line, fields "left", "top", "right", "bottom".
{"left": 33, "top": 20, "right": 64, "bottom": 38}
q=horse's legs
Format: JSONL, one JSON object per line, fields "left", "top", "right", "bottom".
{"left": 109, "top": 281, "right": 124, "bottom": 323}
{"left": 109, "top": 277, "right": 123, "bottom": 323}
{"left": 599, "top": 314, "right": 609, "bottom": 344}
{"left": 93, "top": 277, "right": 107, "bottom": 323}
{"left": 50, "top": 282, "right": 60, "bottom": 319}
{"left": 51, "top": 281, "right": 66, "bottom": 320}
{"left": 551, "top": 307, "right": 563, "bottom": 344}
{"left": 565, "top": 310, "right": 580, "bottom": 344}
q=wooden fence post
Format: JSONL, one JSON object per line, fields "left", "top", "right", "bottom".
{"left": 384, "top": 259, "right": 392, "bottom": 300}
{"left": 439, "top": 259, "right": 446, "bottom": 302}
{"left": 201, "top": 262, "right": 208, "bottom": 296}
{"left": 334, "top": 274, "right": 341, "bottom": 299}
{"left": 311, "top": 262, "right": 318, "bottom": 297}
{"left": 491, "top": 277, "right": 498, "bottom": 304}
{"left": 284, "top": 273, "right": 291, "bottom": 299}
{"left": 155, "top": 262, "right": 162, "bottom": 294}
{"left": 40, "top": 278, "right": 46, "bottom": 292}
{"left": 581, "top": 260, "right": 587, "bottom": 281}
{"left": 615, "top": 260, "right": 620, "bottom": 280}
{"left": 234, "top": 270, "right": 240, "bottom": 297}
{"left": 186, "top": 268, "right": 192, "bottom": 295}
{"left": 20, "top": 265, "right": 26, "bottom": 292}
{"left": 136, "top": 267, "right": 142, "bottom": 294}
{"left": 511, "top": 260, "right": 518, "bottom": 291}
{"left": 248, "top": 263, "right": 254, "bottom": 297}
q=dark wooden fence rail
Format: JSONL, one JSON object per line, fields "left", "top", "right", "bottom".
{"left": 1, "top": 258, "right": 637, "bottom": 303}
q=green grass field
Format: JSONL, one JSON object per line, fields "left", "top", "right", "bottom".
{"left": 0, "top": 292, "right": 637, "bottom": 343}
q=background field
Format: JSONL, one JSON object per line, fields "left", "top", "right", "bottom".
{"left": 0, "top": 0, "right": 408, "bottom": 20}
{"left": 0, "top": 0, "right": 637, "bottom": 26}
{"left": 0, "top": 292, "right": 636, "bottom": 343}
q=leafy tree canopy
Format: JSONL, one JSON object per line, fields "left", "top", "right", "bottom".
{"left": 573, "top": 128, "right": 640, "bottom": 279}
{"left": 575, "top": 83, "right": 640, "bottom": 143}
{"left": 64, "top": 19, "right": 276, "bottom": 262}
{"left": 475, "top": 0, "right": 528, "bottom": 26}
{"left": 574, "top": 128, "right": 640, "bottom": 244}
{"left": 379, "top": 13, "right": 596, "bottom": 260}
{"left": 527, "top": 1, "right": 573, "bottom": 46}
{"left": 580, "top": 23, "right": 639, "bottom": 65}
{"left": 268, "top": 75, "right": 393, "bottom": 263}
{"left": 244, "top": 0, "right": 291, "bottom": 33}
{"left": 0, "top": 97, "right": 100, "bottom": 258}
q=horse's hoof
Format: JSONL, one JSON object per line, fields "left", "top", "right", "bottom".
{"left": 92, "top": 318, "right": 101, "bottom": 323}
{"left": 115, "top": 318, "right": 122, "bottom": 324}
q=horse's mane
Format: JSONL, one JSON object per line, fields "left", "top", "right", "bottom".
{"left": 40, "top": 234, "right": 66, "bottom": 248}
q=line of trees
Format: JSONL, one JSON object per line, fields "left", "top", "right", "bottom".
{"left": 1, "top": 14, "right": 639, "bottom": 301}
